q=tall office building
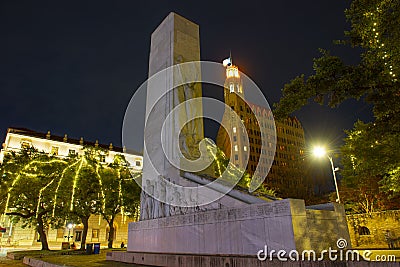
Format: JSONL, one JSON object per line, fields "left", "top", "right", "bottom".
{"left": 216, "top": 62, "right": 306, "bottom": 195}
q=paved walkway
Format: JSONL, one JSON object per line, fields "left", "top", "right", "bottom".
{"left": 0, "top": 248, "right": 25, "bottom": 267}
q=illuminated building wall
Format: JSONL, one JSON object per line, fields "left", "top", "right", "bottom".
{"left": 216, "top": 64, "right": 305, "bottom": 192}
{"left": 267, "top": 116, "right": 305, "bottom": 190}
{"left": 0, "top": 127, "right": 143, "bottom": 169}
{"left": 0, "top": 127, "right": 142, "bottom": 248}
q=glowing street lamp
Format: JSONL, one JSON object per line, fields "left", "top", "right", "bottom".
{"left": 65, "top": 223, "right": 74, "bottom": 243}
{"left": 313, "top": 146, "right": 341, "bottom": 203}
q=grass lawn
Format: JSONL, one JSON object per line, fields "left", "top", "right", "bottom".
{"left": 29, "top": 249, "right": 145, "bottom": 267}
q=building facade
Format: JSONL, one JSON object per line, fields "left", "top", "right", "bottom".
{"left": 216, "top": 63, "right": 306, "bottom": 195}
{"left": 0, "top": 127, "right": 143, "bottom": 248}
{"left": 0, "top": 128, "right": 143, "bottom": 168}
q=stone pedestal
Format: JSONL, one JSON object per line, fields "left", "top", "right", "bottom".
{"left": 128, "top": 199, "right": 296, "bottom": 255}
{"left": 128, "top": 199, "right": 350, "bottom": 255}
{"left": 108, "top": 199, "right": 352, "bottom": 266}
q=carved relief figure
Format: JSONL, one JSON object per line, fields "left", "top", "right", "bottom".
{"left": 173, "top": 56, "right": 202, "bottom": 160}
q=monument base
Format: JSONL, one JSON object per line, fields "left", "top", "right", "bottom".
{"left": 107, "top": 199, "right": 354, "bottom": 267}
{"left": 126, "top": 199, "right": 350, "bottom": 256}
{"left": 106, "top": 251, "right": 264, "bottom": 267}
{"left": 106, "top": 251, "right": 387, "bottom": 267}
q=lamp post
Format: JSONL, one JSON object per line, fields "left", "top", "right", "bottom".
{"left": 64, "top": 223, "right": 73, "bottom": 243}
{"left": 313, "top": 146, "right": 341, "bottom": 203}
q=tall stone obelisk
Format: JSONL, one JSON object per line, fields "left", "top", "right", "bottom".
{"left": 141, "top": 12, "right": 204, "bottom": 212}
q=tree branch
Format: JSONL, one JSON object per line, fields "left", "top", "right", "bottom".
{"left": 6, "top": 211, "right": 35, "bottom": 219}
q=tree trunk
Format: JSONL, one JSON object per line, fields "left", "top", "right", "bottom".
{"left": 37, "top": 214, "right": 50, "bottom": 250}
{"left": 107, "top": 217, "right": 115, "bottom": 248}
{"left": 80, "top": 215, "right": 90, "bottom": 250}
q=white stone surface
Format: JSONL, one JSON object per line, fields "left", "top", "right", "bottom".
{"left": 108, "top": 251, "right": 400, "bottom": 267}
{"left": 128, "top": 199, "right": 351, "bottom": 256}
{"left": 142, "top": 12, "right": 203, "bottom": 185}
{"left": 128, "top": 199, "right": 297, "bottom": 255}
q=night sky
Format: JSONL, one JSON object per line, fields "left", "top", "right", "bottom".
{"left": 0, "top": 1, "right": 373, "bottom": 154}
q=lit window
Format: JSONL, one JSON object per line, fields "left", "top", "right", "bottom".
{"left": 56, "top": 228, "right": 64, "bottom": 239}
{"left": 75, "top": 231, "right": 82, "bottom": 242}
{"left": 51, "top": 146, "right": 59, "bottom": 156}
{"left": 229, "top": 83, "right": 235, "bottom": 93}
{"left": 244, "top": 146, "right": 247, "bottom": 151}
{"left": 234, "top": 145, "right": 238, "bottom": 152}
{"left": 92, "top": 229, "right": 99, "bottom": 239}
{"left": 226, "top": 66, "right": 240, "bottom": 78}
{"left": 0, "top": 227, "right": 10, "bottom": 238}
{"left": 233, "top": 127, "right": 237, "bottom": 133}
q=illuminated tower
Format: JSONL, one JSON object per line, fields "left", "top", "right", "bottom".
{"left": 217, "top": 60, "right": 272, "bottom": 173}
{"left": 216, "top": 59, "right": 306, "bottom": 195}
{"left": 217, "top": 62, "right": 248, "bottom": 170}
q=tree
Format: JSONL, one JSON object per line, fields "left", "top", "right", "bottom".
{"left": 274, "top": 0, "right": 400, "bottom": 208}
{"left": 1, "top": 148, "right": 68, "bottom": 250}
{"left": 56, "top": 147, "right": 104, "bottom": 250}
{"left": 273, "top": 165, "right": 311, "bottom": 199}
{"left": 100, "top": 154, "right": 141, "bottom": 248}
{"left": 213, "top": 146, "right": 230, "bottom": 178}
{"left": 340, "top": 120, "right": 400, "bottom": 212}
{"left": 0, "top": 149, "right": 31, "bottom": 214}
{"left": 1, "top": 145, "right": 142, "bottom": 250}
{"left": 212, "top": 146, "right": 276, "bottom": 198}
